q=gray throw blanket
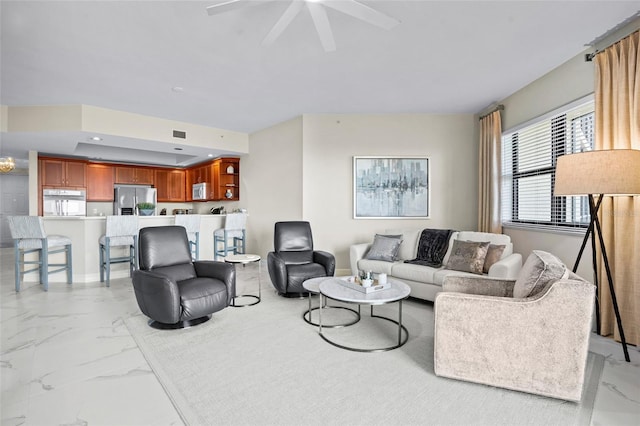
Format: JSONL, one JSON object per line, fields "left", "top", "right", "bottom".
{"left": 404, "top": 228, "right": 455, "bottom": 267}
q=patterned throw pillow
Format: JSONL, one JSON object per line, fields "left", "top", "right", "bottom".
{"left": 483, "top": 244, "right": 506, "bottom": 273}
{"left": 445, "top": 240, "right": 490, "bottom": 275}
{"left": 513, "top": 250, "right": 567, "bottom": 298}
{"left": 364, "top": 234, "right": 403, "bottom": 262}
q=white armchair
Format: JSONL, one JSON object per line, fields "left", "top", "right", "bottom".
{"left": 434, "top": 251, "right": 595, "bottom": 401}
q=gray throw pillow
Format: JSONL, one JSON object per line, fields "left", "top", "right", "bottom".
{"left": 483, "top": 244, "right": 506, "bottom": 274}
{"left": 513, "top": 250, "right": 567, "bottom": 298}
{"left": 364, "top": 234, "right": 403, "bottom": 262}
{"left": 445, "top": 240, "right": 490, "bottom": 275}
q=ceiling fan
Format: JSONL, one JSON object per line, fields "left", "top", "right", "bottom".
{"left": 206, "top": 0, "right": 400, "bottom": 52}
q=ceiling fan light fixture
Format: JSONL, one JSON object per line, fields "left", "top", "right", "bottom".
{"left": 206, "top": 0, "right": 400, "bottom": 52}
{"left": 0, "top": 157, "right": 16, "bottom": 173}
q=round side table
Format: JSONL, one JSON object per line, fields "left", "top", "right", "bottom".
{"left": 302, "top": 277, "right": 360, "bottom": 327}
{"left": 224, "top": 254, "right": 261, "bottom": 307}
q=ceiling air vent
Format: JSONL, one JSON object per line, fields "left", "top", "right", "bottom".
{"left": 173, "top": 130, "right": 186, "bottom": 139}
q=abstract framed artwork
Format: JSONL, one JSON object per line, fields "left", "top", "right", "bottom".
{"left": 353, "top": 156, "right": 430, "bottom": 219}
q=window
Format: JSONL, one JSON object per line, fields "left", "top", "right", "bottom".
{"left": 501, "top": 97, "right": 594, "bottom": 231}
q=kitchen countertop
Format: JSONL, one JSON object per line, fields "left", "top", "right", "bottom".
{"left": 38, "top": 215, "right": 227, "bottom": 283}
{"left": 43, "top": 214, "right": 225, "bottom": 219}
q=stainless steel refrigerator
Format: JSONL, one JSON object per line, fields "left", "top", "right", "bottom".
{"left": 113, "top": 185, "right": 157, "bottom": 215}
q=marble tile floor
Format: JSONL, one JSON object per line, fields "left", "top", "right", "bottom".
{"left": 1, "top": 247, "right": 639, "bottom": 426}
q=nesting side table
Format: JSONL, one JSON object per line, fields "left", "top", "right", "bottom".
{"left": 224, "top": 254, "right": 261, "bottom": 307}
{"left": 302, "top": 277, "right": 360, "bottom": 327}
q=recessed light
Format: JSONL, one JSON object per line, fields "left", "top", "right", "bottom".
{"left": 172, "top": 86, "right": 184, "bottom": 93}
{"left": 91, "top": 136, "right": 102, "bottom": 141}
{"left": 207, "top": 154, "right": 214, "bottom": 157}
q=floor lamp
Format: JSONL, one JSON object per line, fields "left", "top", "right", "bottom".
{"left": 555, "top": 149, "right": 640, "bottom": 363}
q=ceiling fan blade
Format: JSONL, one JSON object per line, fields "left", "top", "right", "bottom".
{"left": 322, "top": 0, "right": 400, "bottom": 30}
{"left": 262, "top": 1, "right": 305, "bottom": 46}
{"left": 307, "top": 2, "right": 336, "bottom": 52}
{"left": 206, "top": 0, "right": 254, "bottom": 16}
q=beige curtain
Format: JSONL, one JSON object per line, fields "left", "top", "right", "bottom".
{"left": 478, "top": 110, "right": 502, "bottom": 234}
{"left": 594, "top": 30, "right": 640, "bottom": 346}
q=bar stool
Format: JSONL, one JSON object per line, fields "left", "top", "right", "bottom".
{"left": 7, "top": 216, "right": 73, "bottom": 292}
{"left": 213, "top": 212, "right": 247, "bottom": 260}
{"left": 174, "top": 215, "right": 201, "bottom": 260}
{"left": 99, "top": 216, "right": 138, "bottom": 286}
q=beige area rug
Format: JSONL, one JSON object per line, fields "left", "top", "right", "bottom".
{"left": 125, "top": 275, "right": 603, "bottom": 426}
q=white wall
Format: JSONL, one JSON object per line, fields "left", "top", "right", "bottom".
{"left": 499, "top": 50, "right": 595, "bottom": 279}
{"left": 501, "top": 52, "right": 595, "bottom": 131}
{"left": 247, "top": 113, "right": 477, "bottom": 271}
{"left": 244, "top": 117, "right": 304, "bottom": 260}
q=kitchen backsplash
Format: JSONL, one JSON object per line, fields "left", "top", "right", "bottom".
{"left": 87, "top": 201, "right": 242, "bottom": 216}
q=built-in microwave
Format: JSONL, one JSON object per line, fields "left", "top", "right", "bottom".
{"left": 192, "top": 183, "right": 209, "bottom": 200}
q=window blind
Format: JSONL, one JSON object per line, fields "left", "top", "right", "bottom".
{"left": 501, "top": 99, "right": 594, "bottom": 231}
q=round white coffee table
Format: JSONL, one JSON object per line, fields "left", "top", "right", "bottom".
{"left": 302, "top": 277, "right": 360, "bottom": 328}
{"left": 224, "top": 254, "right": 261, "bottom": 307}
{"left": 318, "top": 277, "right": 410, "bottom": 352}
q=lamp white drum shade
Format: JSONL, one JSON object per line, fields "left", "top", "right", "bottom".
{"left": 554, "top": 149, "right": 640, "bottom": 196}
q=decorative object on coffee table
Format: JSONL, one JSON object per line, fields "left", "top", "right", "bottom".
{"left": 343, "top": 275, "right": 391, "bottom": 293}
{"left": 353, "top": 156, "right": 429, "bottom": 219}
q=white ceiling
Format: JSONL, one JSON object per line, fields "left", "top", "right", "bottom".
{"left": 1, "top": 0, "right": 639, "bottom": 166}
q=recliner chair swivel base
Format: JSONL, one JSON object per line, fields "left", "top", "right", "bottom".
{"left": 148, "top": 315, "right": 211, "bottom": 330}
{"left": 280, "top": 292, "right": 307, "bottom": 299}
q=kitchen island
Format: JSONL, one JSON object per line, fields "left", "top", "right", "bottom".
{"left": 39, "top": 215, "right": 225, "bottom": 283}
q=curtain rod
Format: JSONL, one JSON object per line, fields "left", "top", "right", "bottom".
{"left": 585, "top": 27, "right": 639, "bottom": 62}
{"left": 478, "top": 104, "right": 504, "bottom": 120}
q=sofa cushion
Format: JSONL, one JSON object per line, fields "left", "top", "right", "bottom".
{"left": 483, "top": 244, "right": 506, "bottom": 274}
{"left": 513, "top": 250, "right": 567, "bottom": 298}
{"left": 441, "top": 231, "right": 460, "bottom": 265}
{"left": 364, "top": 234, "right": 403, "bottom": 261}
{"left": 391, "top": 262, "right": 439, "bottom": 284}
{"left": 456, "top": 231, "right": 513, "bottom": 257}
{"left": 445, "top": 240, "right": 490, "bottom": 275}
{"left": 357, "top": 259, "right": 395, "bottom": 276}
{"left": 384, "top": 228, "right": 422, "bottom": 261}
{"left": 433, "top": 268, "right": 481, "bottom": 286}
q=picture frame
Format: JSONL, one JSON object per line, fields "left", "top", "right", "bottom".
{"left": 353, "top": 156, "right": 430, "bottom": 219}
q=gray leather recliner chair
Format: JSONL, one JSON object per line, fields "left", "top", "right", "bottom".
{"left": 132, "top": 226, "right": 235, "bottom": 329}
{"left": 267, "top": 221, "right": 335, "bottom": 297}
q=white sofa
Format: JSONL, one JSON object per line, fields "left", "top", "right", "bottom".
{"left": 350, "top": 229, "right": 523, "bottom": 302}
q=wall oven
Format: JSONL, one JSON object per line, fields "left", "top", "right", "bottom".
{"left": 43, "top": 189, "right": 87, "bottom": 216}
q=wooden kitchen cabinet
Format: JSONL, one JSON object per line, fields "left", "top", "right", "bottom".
{"left": 40, "top": 158, "right": 87, "bottom": 188}
{"left": 214, "top": 157, "right": 240, "bottom": 201}
{"left": 155, "top": 169, "right": 186, "bottom": 202}
{"left": 115, "top": 166, "right": 154, "bottom": 185}
{"left": 191, "top": 164, "right": 210, "bottom": 184}
{"left": 86, "top": 163, "right": 115, "bottom": 201}
{"left": 185, "top": 157, "right": 240, "bottom": 201}
{"left": 186, "top": 163, "right": 211, "bottom": 201}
